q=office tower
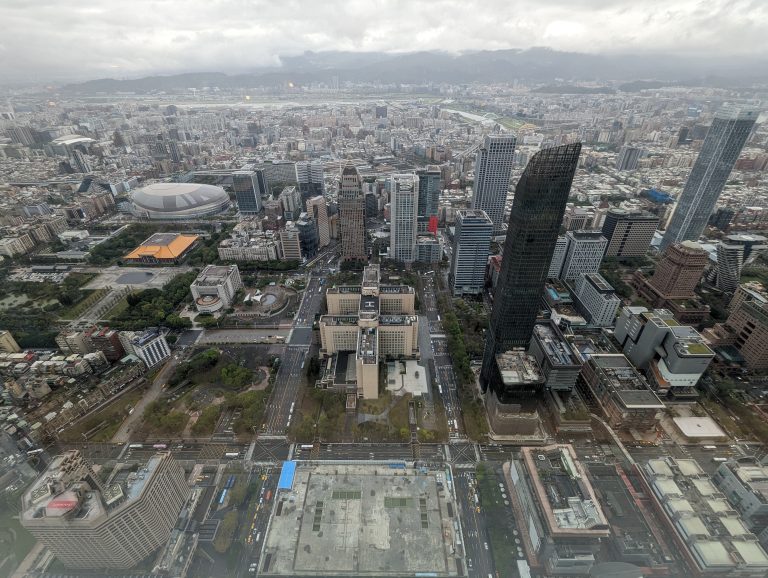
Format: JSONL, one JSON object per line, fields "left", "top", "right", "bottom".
{"left": 21, "top": 450, "right": 188, "bottom": 569}
{"left": 279, "top": 221, "right": 302, "bottom": 261}
{"left": 339, "top": 165, "right": 367, "bottom": 261}
{"left": 661, "top": 106, "right": 758, "bottom": 250}
{"left": 647, "top": 241, "right": 708, "bottom": 298}
{"left": 480, "top": 143, "right": 581, "bottom": 391}
{"left": 471, "top": 135, "right": 516, "bottom": 233}
{"left": 573, "top": 273, "right": 621, "bottom": 327}
{"left": 168, "top": 140, "right": 183, "bottom": 163}
{"left": 72, "top": 149, "right": 92, "bottom": 174}
{"left": 233, "top": 170, "right": 264, "bottom": 214}
{"left": 296, "top": 160, "right": 325, "bottom": 198}
{"left": 417, "top": 165, "right": 441, "bottom": 218}
{"left": 616, "top": 145, "right": 642, "bottom": 171}
{"left": 306, "top": 195, "right": 330, "bottom": 248}
{"left": 0, "top": 330, "right": 21, "bottom": 353}
{"left": 279, "top": 186, "right": 302, "bottom": 221}
{"left": 720, "top": 284, "right": 768, "bottom": 370}
{"left": 375, "top": 104, "right": 388, "bottom": 119}
{"left": 389, "top": 174, "right": 419, "bottom": 264}
{"left": 296, "top": 213, "right": 319, "bottom": 259}
{"left": 601, "top": 209, "right": 660, "bottom": 258}
{"left": 450, "top": 209, "right": 493, "bottom": 296}
{"left": 131, "top": 328, "right": 171, "bottom": 369}
{"left": 677, "top": 126, "right": 691, "bottom": 145}
{"left": 716, "top": 234, "right": 768, "bottom": 293}
{"left": 559, "top": 230, "right": 607, "bottom": 281}
{"left": 548, "top": 236, "right": 569, "bottom": 278}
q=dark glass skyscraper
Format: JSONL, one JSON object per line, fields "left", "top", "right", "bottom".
{"left": 417, "top": 165, "right": 441, "bottom": 218}
{"left": 480, "top": 143, "right": 582, "bottom": 393}
{"left": 660, "top": 106, "right": 758, "bottom": 250}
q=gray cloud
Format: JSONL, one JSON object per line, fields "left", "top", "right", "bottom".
{"left": 1, "top": 0, "right": 766, "bottom": 82}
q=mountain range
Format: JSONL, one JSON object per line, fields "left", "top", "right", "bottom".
{"left": 60, "top": 48, "right": 768, "bottom": 94}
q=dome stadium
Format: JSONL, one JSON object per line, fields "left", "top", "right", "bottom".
{"left": 130, "top": 183, "right": 231, "bottom": 220}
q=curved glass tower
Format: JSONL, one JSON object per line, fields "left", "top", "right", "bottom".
{"left": 480, "top": 143, "right": 582, "bottom": 394}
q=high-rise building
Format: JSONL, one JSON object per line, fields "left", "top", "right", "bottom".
{"left": 0, "top": 330, "right": 21, "bottom": 353}
{"left": 21, "top": 450, "right": 188, "bottom": 569}
{"left": 306, "top": 195, "right": 330, "bottom": 248}
{"left": 296, "top": 213, "right": 319, "bottom": 259}
{"left": 389, "top": 174, "right": 419, "bottom": 264}
{"left": 548, "top": 236, "right": 569, "bottom": 278}
{"left": 616, "top": 145, "right": 642, "bottom": 171}
{"left": 86, "top": 327, "right": 125, "bottom": 362}
{"left": 661, "top": 106, "right": 758, "bottom": 250}
{"left": 716, "top": 234, "right": 768, "bottom": 293}
{"left": 131, "top": 329, "right": 171, "bottom": 369}
{"left": 722, "top": 284, "right": 768, "bottom": 370}
{"left": 601, "top": 209, "right": 660, "bottom": 258}
{"left": 480, "top": 143, "right": 581, "bottom": 392}
{"left": 709, "top": 207, "right": 735, "bottom": 231}
{"left": 470, "top": 135, "right": 516, "bottom": 233}
{"left": 647, "top": 241, "right": 708, "bottom": 299}
{"left": 339, "top": 165, "right": 367, "bottom": 261}
{"left": 450, "top": 209, "right": 493, "bottom": 296}
{"left": 296, "top": 160, "right": 325, "bottom": 198}
{"left": 279, "top": 186, "right": 303, "bottom": 221}
{"left": 573, "top": 273, "right": 621, "bottom": 327}
{"left": 279, "top": 221, "right": 302, "bottom": 261}
{"left": 417, "top": 165, "right": 441, "bottom": 218}
{"left": 559, "top": 230, "right": 607, "bottom": 281}
{"left": 233, "top": 170, "right": 265, "bottom": 215}
{"left": 72, "top": 150, "right": 92, "bottom": 174}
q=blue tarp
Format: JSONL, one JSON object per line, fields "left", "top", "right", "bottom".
{"left": 278, "top": 460, "right": 297, "bottom": 490}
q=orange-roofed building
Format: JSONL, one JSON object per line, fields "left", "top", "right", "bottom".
{"left": 124, "top": 232, "right": 199, "bottom": 264}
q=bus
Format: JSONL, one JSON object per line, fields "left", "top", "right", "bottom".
{"left": 153, "top": 444, "right": 167, "bottom": 450}
{"left": 128, "top": 443, "right": 143, "bottom": 449}
{"left": 703, "top": 445, "right": 717, "bottom": 450}
{"left": 218, "top": 489, "right": 228, "bottom": 504}
{"left": 225, "top": 452, "right": 240, "bottom": 459}
{"left": 27, "top": 448, "right": 43, "bottom": 456}
{"left": 300, "top": 444, "right": 314, "bottom": 449}
{"left": 265, "top": 490, "right": 272, "bottom": 501}
{"left": 712, "top": 457, "right": 728, "bottom": 462}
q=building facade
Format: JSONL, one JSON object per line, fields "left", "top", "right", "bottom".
{"left": 470, "top": 135, "right": 517, "bottom": 233}
{"left": 339, "top": 165, "right": 367, "bottom": 261}
{"left": 306, "top": 195, "right": 330, "bottom": 249}
{"left": 573, "top": 273, "right": 621, "bottom": 327}
{"left": 661, "top": 106, "right": 758, "bottom": 249}
{"left": 601, "top": 209, "right": 659, "bottom": 258}
{"left": 389, "top": 173, "right": 419, "bottom": 264}
{"left": 232, "top": 170, "right": 265, "bottom": 215}
{"left": 21, "top": 450, "right": 188, "bottom": 570}
{"left": 480, "top": 143, "right": 582, "bottom": 391}
{"left": 559, "top": 230, "right": 607, "bottom": 281}
{"left": 417, "top": 165, "right": 441, "bottom": 218}
{"left": 131, "top": 329, "right": 171, "bottom": 369}
{"left": 450, "top": 209, "right": 493, "bottom": 296}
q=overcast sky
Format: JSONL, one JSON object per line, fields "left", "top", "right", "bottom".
{"left": 1, "top": 0, "right": 766, "bottom": 81}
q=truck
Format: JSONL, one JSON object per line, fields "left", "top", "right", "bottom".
{"left": 225, "top": 452, "right": 240, "bottom": 459}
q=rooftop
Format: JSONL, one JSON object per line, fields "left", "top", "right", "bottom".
{"left": 588, "top": 354, "right": 665, "bottom": 409}
{"left": 532, "top": 321, "right": 580, "bottom": 368}
{"left": 192, "top": 264, "right": 238, "bottom": 286}
{"left": 495, "top": 351, "right": 544, "bottom": 386}
{"left": 124, "top": 233, "right": 199, "bottom": 261}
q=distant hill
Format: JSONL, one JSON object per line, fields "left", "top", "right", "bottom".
{"left": 60, "top": 48, "right": 768, "bottom": 94}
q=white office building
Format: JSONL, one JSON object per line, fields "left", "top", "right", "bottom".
{"left": 573, "top": 273, "right": 621, "bottom": 327}
{"left": 131, "top": 329, "right": 171, "bottom": 369}
{"left": 389, "top": 174, "right": 419, "bottom": 264}
{"left": 190, "top": 264, "right": 243, "bottom": 313}
{"left": 548, "top": 236, "right": 569, "bottom": 278}
{"left": 559, "top": 230, "right": 607, "bottom": 281}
